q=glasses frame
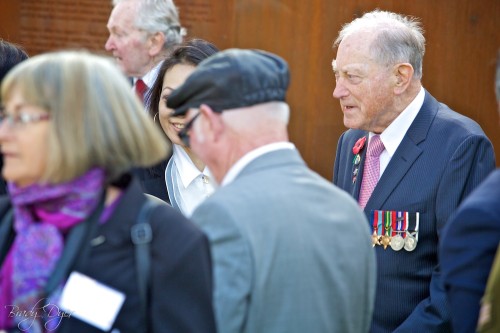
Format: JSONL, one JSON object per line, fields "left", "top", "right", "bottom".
{"left": 0, "top": 108, "right": 51, "bottom": 129}
{"left": 178, "top": 112, "right": 200, "bottom": 147}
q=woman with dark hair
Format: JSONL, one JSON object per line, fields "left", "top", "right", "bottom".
{"left": 0, "top": 40, "right": 28, "bottom": 82}
{"left": 145, "top": 38, "right": 219, "bottom": 216}
{"left": 0, "top": 40, "right": 28, "bottom": 196}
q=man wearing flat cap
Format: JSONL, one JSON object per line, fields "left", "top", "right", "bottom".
{"left": 167, "top": 49, "right": 376, "bottom": 333}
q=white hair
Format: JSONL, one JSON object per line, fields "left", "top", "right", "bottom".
{"left": 112, "top": 0, "right": 185, "bottom": 49}
{"left": 334, "top": 10, "right": 425, "bottom": 79}
{"left": 222, "top": 102, "right": 290, "bottom": 132}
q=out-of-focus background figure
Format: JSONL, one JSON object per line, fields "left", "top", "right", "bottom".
{"left": 105, "top": 0, "right": 184, "bottom": 102}
{"left": 440, "top": 52, "right": 500, "bottom": 333}
{"left": 0, "top": 50, "right": 215, "bottom": 333}
{"left": 0, "top": 40, "right": 28, "bottom": 196}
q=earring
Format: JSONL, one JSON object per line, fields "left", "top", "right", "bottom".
{"left": 154, "top": 112, "right": 159, "bottom": 123}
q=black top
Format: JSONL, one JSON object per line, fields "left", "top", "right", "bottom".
{"left": 133, "top": 159, "right": 170, "bottom": 203}
{"left": 0, "top": 174, "right": 216, "bottom": 333}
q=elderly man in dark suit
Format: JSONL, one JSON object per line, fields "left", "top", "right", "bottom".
{"left": 331, "top": 10, "right": 496, "bottom": 333}
{"left": 167, "top": 49, "right": 377, "bottom": 333}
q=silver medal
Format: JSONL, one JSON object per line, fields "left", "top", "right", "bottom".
{"left": 404, "top": 233, "right": 417, "bottom": 252}
{"left": 390, "top": 234, "right": 404, "bottom": 251}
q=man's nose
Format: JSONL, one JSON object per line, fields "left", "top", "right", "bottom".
{"left": 104, "top": 36, "right": 114, "bottom": 51}
{"left": 333, "top": 79, "right": 349, "bottom": 99}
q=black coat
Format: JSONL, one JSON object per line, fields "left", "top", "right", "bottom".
{"left": 133, "top": 159, "right": 170, "bottom": 204}
{"left": 0, "top": 175, "right": 216, "bottom": 333}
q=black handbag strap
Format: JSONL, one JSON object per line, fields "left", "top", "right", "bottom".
{"left": 131, "top": 197, "right": 159, "bottom": 332}
{"left": 0, "top": 206, "right": 16, "bottom": 267}
{"left": 0, "top": 207, "right": 14, "bottom": 264}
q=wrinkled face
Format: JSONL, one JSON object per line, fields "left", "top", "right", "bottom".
{"left": 332, "top": 33, "right": 396, "bottom": 132}
{"left": 0, "top": 88, "right": 50, "bottom": 187}
{"left": 105, "top": 1, "right": 152, "bottom": 77}
{"left": 159, "top": 64, "right": 196, "bottom": 146}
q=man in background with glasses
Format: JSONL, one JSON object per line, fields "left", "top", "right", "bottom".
{"left": 166, "top": 48, "right": 377, "bottom": 333}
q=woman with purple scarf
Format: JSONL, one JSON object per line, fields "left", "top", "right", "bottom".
{"left": 0, "top": 51, "right": 216, "bottom": 333}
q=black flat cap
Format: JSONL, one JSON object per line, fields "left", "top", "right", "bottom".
{"left": 167, "top": 48, "right": 289, "bottom": 116}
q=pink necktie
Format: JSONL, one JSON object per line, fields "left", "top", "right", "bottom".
{"left": 358, "top": 135, "right": 385, "bottom": 209}
{"left": 135, "top": 79, "right": 148, "bottom": 102}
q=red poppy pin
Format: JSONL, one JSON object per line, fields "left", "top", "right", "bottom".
{"left": 352, "top": 136, "right": 367, "bottom": 155}
{"left": 351, "top": 136, "right": 366, "bottom": 183}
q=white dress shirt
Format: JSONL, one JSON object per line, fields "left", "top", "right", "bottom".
{"left": 134, "top": 61, "right": 163, "bottom": 90}
{"left": 168, "top": 144, "right": 215, "bottom": 217}
{"left": 369, "top": 87, "right": 425, "bottom": 178}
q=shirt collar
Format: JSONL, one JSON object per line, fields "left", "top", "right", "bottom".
{"left": 375, "top": 86, "right": 425, "bottom": 157}
{"left": 172, "top": 144, "right": 209, "bottom": 188}
{"left": 221, "top": 142, "right": 295, "bottom": 186}
{"left": 135, "top": 61, "right": 163, "bottom": 88}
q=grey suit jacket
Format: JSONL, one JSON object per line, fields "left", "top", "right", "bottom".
{"left": 191, "top": 148, "right": 376, "bottom": 333}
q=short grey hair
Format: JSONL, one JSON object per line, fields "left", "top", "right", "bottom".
{"left": 1, "top": 50, "right": 169, "bottom": 184}
{"left": 222, "top": 102, "right": 290, "bottom": 132}
{"left": 334, "top": 10, "right": 426, "bottom": 79}
{"left": 113, "top": 0, "right": 185, "bottom": 50}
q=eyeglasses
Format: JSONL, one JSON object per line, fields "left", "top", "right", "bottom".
{"left": 178, "top": 113, "right": 200, "bottom": 147}
{"left": 0, "top": 109, "right": 51, "bottom": 129}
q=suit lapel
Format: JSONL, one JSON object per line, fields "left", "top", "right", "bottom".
{"left": 365, "top": 90, "right": 439, "bottom": 209}
{"left": 165, "top": 158, "right": 178, "bottom": 210}
{"left": 352, "top": 134, "right": 368, "bottom": 199}
{"left": 335, "top": 129, "right": 368, "bottom": 199}
{"left": 367, "top": 138, "right": 423, "bottom": 208}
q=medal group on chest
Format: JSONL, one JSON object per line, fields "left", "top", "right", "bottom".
{"left": 370, "top": 210, "right": 420, "bottom": 251}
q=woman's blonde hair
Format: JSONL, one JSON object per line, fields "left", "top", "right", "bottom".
{"left": 1, "top": 50, "right": 169, "bottom": 183}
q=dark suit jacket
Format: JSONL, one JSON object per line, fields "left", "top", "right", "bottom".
{"left": 133, "top": 159, "right": 170, "bottom": 203}
{"left": 333, "top": 90, "right": 495, "bottom": 333}
{"left": 0, "top": 175, "right": 216, "bottom": 333}
{"left": 440, "top": 169, "right": 500, "bottom": 333}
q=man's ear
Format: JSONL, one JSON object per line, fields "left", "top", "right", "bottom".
{"left": 393, "top": 63, "right": 414, "bottom": 95}
{"left": 199, "top": 104, "right": 224, "bottom": 143}
{"left": 148, "top": 32, "right": 165, "bottom": 57}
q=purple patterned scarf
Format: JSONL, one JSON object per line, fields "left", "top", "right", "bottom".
{"left": 0, "top": 168, "right": 105, "bottom": 332}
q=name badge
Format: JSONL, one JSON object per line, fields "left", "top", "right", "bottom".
{"left": 58, "top": 271, "right": 126, "bottom": 331}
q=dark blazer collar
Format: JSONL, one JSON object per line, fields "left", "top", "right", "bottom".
{"left": 347, "top": 133, "right": 368, "bottom": 200}
{"left": 365, "top": 89, "right": 439, "bottom": 209}
{"left": 107, "top": 175, "right": 147, "bottom": 230}
{"left": 403, "top": 89, "right": 438, "bottom": 145}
